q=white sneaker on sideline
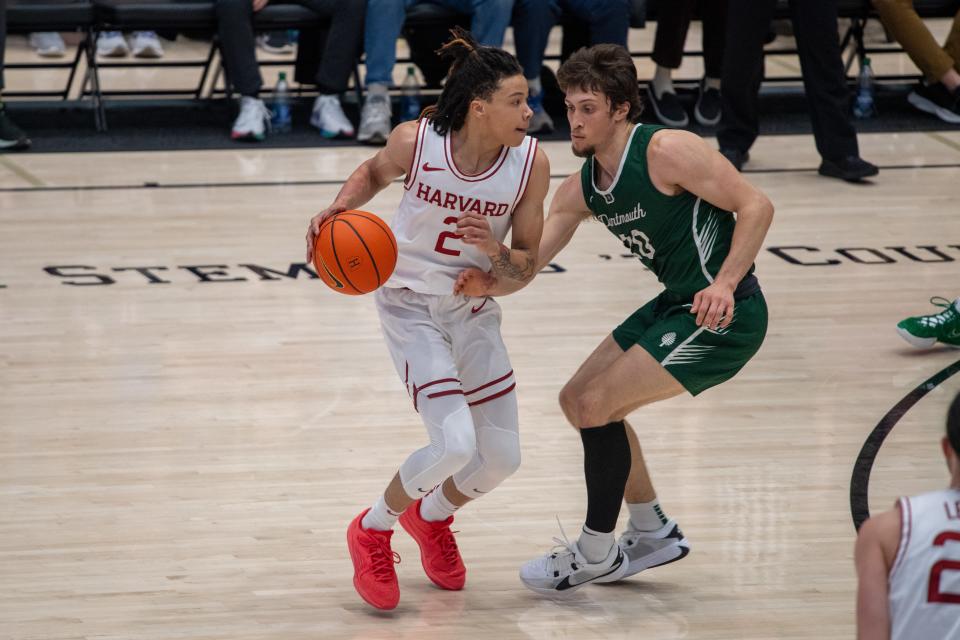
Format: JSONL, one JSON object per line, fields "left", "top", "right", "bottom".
{"left": 357, "top": 86, "right": 392, "bottom": 144}
{"left": 130, "top": 31, "right": 164, "bottom": 59}
{"left": 231, "top": 96, "right": 271, "bottom": 141}
{"left": 29, "top": 32, "right": 66, "bottom": 58}
{"left": 310, "top": 95, "right": 355, "bottom": 139}
{"left": 519, "top": 522, "right": 628, "bottom": 597}
{"left": 97, "top": 31, "right": 129, "bottom": 58}
{"left": 617, "top": 518, "right": 690, "bottom": 579}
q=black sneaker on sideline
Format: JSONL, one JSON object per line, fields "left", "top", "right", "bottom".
{"left": 646, "top": 85, "right": 688, "bottom": 127}
{"left": 818, "top": 155, "right": 879, "bottom": 182}
{"left": 0, "top": 104, "right": 31, "bottom": 151}
{"left": 719, "top": 147, "right": 748, "bottom": 171}
{"left": 694, "top": 80, "right": 721, "bottom": 126}
{"left": 907, "top": 81, "right": 960, "bottom": 124}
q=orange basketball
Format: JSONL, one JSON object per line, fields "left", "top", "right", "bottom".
{"left": 313, "top": 210, "right": 397, "bottom": 295}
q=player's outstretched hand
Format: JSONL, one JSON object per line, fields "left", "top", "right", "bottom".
{"left": 456, "top": 213, "right": 498, "bottom": 256}
{"left": 454, "top": 268, "right": 496, "bottom": 297}
{"left": 691, "top": 280, "right": 735, "bottom": 330}
{"left": 306, "top": 204, "right": 347, "bottom": 262}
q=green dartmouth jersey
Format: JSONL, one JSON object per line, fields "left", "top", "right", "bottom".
{"left": 580, "top": 124, "right": 758, "bottom": 301}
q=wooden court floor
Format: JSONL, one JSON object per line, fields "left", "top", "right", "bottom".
{"left": 1, "top": 128, "right": 959, "bottom": 639}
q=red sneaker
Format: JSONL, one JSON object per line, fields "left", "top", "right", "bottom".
{"left": 398, "top": 498, "right": 466, "bottom": 590}
{"left": 346, "top": 509, "right": 400, "bottom": 610}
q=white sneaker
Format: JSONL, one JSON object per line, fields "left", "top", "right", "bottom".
{"left": 256, "top": 33, "right": 294, "bottom": 55}
{"left": 231, "top": 96, "right": 271, "bottom": 141}
{"left": 97, "top": 31, "right": 129, "bottom": 58}
{"left": 527, "top": 92, "right": 553, "bottom": 134}
{"left": 129, "top": 31, "right": 164, "bottom": 59}
{"left": 357, "top": 87, "right": 392, "bottom": 144}
{"left": 310, "top": 95, "right": 355, "bottom": 139}
{"left": 519, "top": 522, "right": 629, "bottom": 597}
{"left": 617, "top": 518, "right": 690, "bottom": 579}
{"left": 29, "top": 32, "right": 66, "bottom": 58}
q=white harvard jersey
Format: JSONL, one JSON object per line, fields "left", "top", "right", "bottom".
{"left": 889, "top": 489, "right": 960, "bottom": 640}
{"left": 384, "top": 118, "right": 538, "bottom": 294}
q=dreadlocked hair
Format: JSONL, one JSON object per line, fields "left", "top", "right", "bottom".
{"left": 420, "top": 26, "right": 523, "bottom": 135}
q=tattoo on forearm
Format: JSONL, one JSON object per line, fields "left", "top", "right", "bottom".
{"left": 490, "top": 244, "right": 534, "bottom": 282}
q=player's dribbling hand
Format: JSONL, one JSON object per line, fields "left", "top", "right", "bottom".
{"left": 454, "top": 268, "right": 496, "bottom": 297}
{"left": 691, "top": 280, "right": 735, "bottom": 330}
{"left": 306, "top": 204, "right": 347, "bottom": 262}
{"left": 456, "top": 213, "right": 498, "bottom": 256}
{"left": 252, "top": 0, "right": 270, "bottom": 12}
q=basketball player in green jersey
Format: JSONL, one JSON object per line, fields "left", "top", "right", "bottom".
{"left": 455, "top": 43, "right": 774, "bottom": 596}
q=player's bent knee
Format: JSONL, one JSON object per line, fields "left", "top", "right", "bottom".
{"left": 484, "top": 435, "right": 521, "bottom": 482}
{"left": 453, "top": 428, "right": 520, "bottom": 494}
{"left": 570, "top": 390, "right": 609, "bottom": 429}
{"left": 558, "top": 384, "right": 581, "bottom": 425}
{"left": 439, "top": 410, "right": 478, "bottom": 469}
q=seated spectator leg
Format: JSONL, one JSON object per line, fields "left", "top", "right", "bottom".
{"left": 298, "top": 0, "right": 366, "bottom": 138}
{"left": 718, "top": 0, "right": 776, "bottom": 165}
{"left": 216, "top": 0, "right": 263, "bottom": 98}
{"left": 561, "top": 0, "right": 629, "bottom": 46}
{"left": 789, "top": 0, "right": 858, "bottom": 162}
{"left": 946, "top": 13, "right": 960, "bottom": 81}
{"left": 648, "top": 0, "right": 695, "bottom": 127}
{"left": 701, "top": 0, "right": 728, "bottom": 85}
{"left": 358, "top": 0, "right": 412, "bottom": 143}
{"left": 438, "top": 0, "right": 514, "bottom": 46}
{"left": 792, "top": 0, "right": 878, "bottom": 180}
{"left": 364, "top": 0, "right": 414, "bottom": 90}
{"left": 512, "top": 0, "right": 559, "bottom": 132}
{"left": 696, "top": 0, "right": 727, "bottom": 126}
{"left": 216, "top": 0, "right": 271, "bottom": 141}
{"left": 873, "top": 0, "right": 957, "bottom": 85}
{"left": 0, "top": 0, "right": 31, "bottom": 150}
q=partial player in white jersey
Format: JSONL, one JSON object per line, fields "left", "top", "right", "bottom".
{"left": 856, "top": 390, "right": 960, "bottom": 639}
{"left": 304, "top": 28, "right": 549, "bottom": 611}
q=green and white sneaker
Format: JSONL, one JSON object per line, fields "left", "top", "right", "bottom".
{"left": 896, "top": 297, "right": 960, "bottom": 348}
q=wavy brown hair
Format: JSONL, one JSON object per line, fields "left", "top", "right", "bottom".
{"left": 557, "top": 44, "right": 643, "bottom": 122}
{"left": 420, "top": 27, "right": 524, "bottom": 135}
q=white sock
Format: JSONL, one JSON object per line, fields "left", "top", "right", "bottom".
{"left": 420, "top": 487, "right": 459, "bottom": 522}
{"left": 627, "top": 499, "right": 669, "bottom": 532}
{"left": 526, "top": 76, "right": 542, "bottom": 97}
{"left": 361, "top": 494, "right": 400, "bottom": 531}
{"left": 652, "top": 65, "right": 674, "bottom": 99}
{"left": 578, "top": 525, "right": 615, "bottom": 564}
{"left": 704, "top": 76, "right": 721, "bottom": 91}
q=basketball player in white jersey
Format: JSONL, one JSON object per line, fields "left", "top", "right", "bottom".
{"left": 855, "top": 390, "right": 960, "bottom": 639}
{"left": 305, "top": 28, "right": 549, "bottom": 610}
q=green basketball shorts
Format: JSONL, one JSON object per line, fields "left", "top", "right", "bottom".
{"left": 612, "top": 291, "right": 768, "bottom": 396}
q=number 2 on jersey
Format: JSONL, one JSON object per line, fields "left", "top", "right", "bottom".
{"left": 435, "top": 216, "right": 462, "bottom": 257}
{"left": 928, "top": 531, "right": 960, "bottom": 604}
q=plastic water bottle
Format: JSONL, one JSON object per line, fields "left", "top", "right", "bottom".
{"left": 400, "top": 66, "right": 421, "bottom": 122}
{"left": 853, "top": 56, "right": 875, "bottom": 119}
{"left": 272, "top": 71, "right": 292, "bottom": 133}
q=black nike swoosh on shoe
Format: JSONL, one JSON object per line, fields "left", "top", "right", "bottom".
{"left": 555, "top": 549, "right": 624, "bottom": 591}
{"left": 647, "top": 544, "right": 690, "bottom": 570}
{"left": 318, "top": 257, "right": 344, "bottom": 289}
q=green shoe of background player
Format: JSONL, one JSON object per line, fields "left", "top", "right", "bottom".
{"left": 896, "top": 296, "right": 960, "bottom": 348}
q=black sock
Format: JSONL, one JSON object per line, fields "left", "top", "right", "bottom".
{"left": 580, "top": 420, "right": 631, "bottom": 533}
